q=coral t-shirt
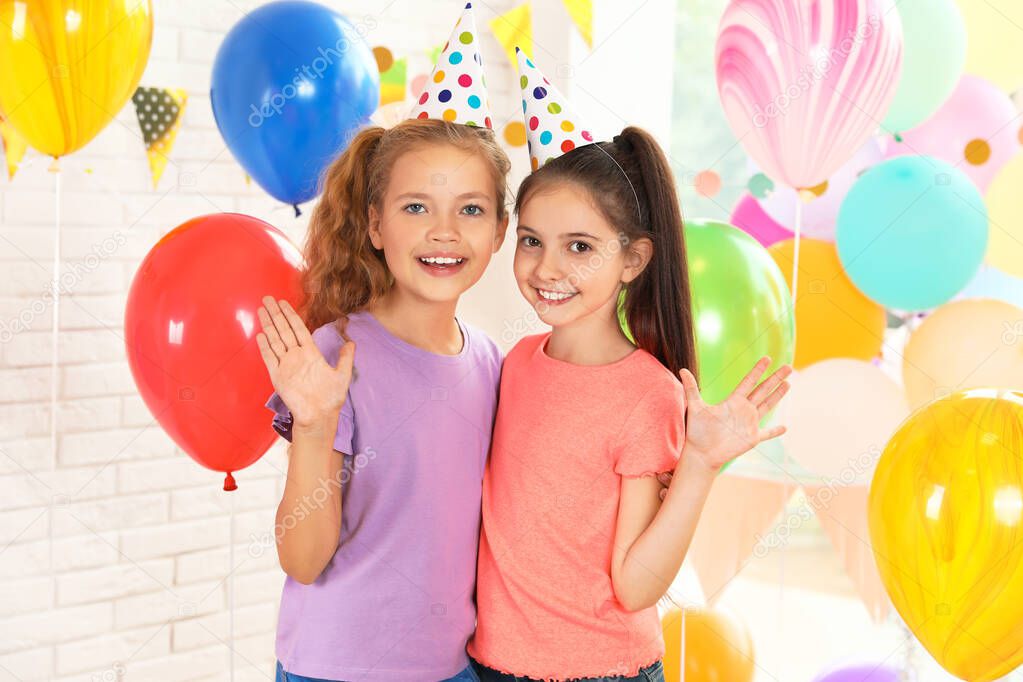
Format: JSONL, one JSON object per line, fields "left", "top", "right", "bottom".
{"left": 468, "top": 333, "right": 686, "bottom": 680}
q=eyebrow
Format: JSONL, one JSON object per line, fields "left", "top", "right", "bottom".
{"left": 517, "top": 225, "right": 599, "bottom": 240}
{"left": 394, "top": 191, "right": 492, "bottom": 202}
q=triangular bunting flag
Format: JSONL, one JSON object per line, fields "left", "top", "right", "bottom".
{"left": 132, "top": 87, "right": 188, "bottom": 189}
{"left": 688, "top": 476, "right": 793, "bottom": 605}
{"left": 490, "top": 2, "right": 532, "bottom": 68}
{"left": 379, "top": 56, "right": 408, "bottom": 106}
{"left": 804, "top": 484, "right": 891, "bottom": 623}
{"left": 0, "top": 114, "right": 28, "bottom": 180}
{"left": 561, "top": 0, "right": 592, "bottom": 47}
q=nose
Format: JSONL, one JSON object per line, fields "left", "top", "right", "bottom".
{"left": 425, "top": 212, "right": 460, "bottom": 243}
{"left": 533, "top": 248, "right": 565, "bottom": 283}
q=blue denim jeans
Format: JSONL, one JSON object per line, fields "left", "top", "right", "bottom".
{"left": 470, "top": 658, "right": 665, "bottom": 682}
{"left": 275, "top": 660, "right": 481, "bottom": 682}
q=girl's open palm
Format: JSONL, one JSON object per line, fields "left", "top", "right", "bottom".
{"left": 679, "top": 357, "right": 793, "bottom": 473}
{"left": 255, "top": 296, "right": 355, "bottom": 429}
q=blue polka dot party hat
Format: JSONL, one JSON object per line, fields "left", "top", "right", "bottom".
{"left": 407, "top": 3, "right": 493, "bottom": 129}
{"left": 515, "top": 47, "right": 597, "bottom": 170}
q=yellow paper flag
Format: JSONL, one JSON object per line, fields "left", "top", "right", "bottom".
{"left": 562, "top": 0, "right": 592, "bottom": 47}
{"left": 490, "top": 3, "right": 532, "bottom": 68}
{"left": 131, "top": 87, "right": 188, "bottom": 189}
{"left": 0, "top": 114, "right": 28, "bottom": 180}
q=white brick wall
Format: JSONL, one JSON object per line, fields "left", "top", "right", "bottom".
{"left": 0, "top": 0, "right": 546, "bottom": 679}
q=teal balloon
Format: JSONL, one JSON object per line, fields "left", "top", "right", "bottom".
{"left": 836, "top": 156, "right": 987, "bottom": 311}
{"left": 882, "top": 0, "right": 966, "bottom": 134}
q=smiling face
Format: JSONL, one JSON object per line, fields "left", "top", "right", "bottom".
{"left": 514, "top": 181, "right": 651, "bottom": 330}
{"left": 368, "top": 142, "right": 508, "bottom": 305}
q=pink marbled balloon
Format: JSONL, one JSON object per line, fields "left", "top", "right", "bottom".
{"left": 716, "top": 0, "right": 903, "bottom": 189}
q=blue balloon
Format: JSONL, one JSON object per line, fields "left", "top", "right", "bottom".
{"left": 211, "top": 1, "right": 379, "bottom": 210}
{"left": 836, "top": 156, "right": 988, "bottom": 311}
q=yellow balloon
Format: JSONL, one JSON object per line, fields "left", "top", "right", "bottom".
{"left": 662, "top": 607, "right": 755, "bottom": 682}
{"left": 768, "top": 237, "right": 885, "bottom": 369}
{"left": 0, "top": 1, "right": 153, "bottom": 157}
{"left": 956, "top": 0, "right": 1023, "bottom": 92}
{"left": 904, "top": 299, "right": 1023, "bottom": 410}
{"left": 868, "top": 388, "right": 1023, "bottom": 682}
{"left": 986, "top": 153, "right": 1023, "bottom": 278}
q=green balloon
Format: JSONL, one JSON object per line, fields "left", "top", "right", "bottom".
{"left": 618, "top": 220, "right": 794, "bottom": 473}
{"left": 684, "top": 219, "right": 794, "bottom": 406}
{"left": 882, "top": 0, "right": 966, "bottom": 134}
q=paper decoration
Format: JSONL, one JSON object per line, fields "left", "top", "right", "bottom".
{"left": 562, "top": 0, "right": 592, "bottom": 47}
{"left": 804, "top": 483, "right": 891, "bottom": 622}
{"left": 687, "top": 476, "right": 793, "bottom": 605}
{"left": 379, "top": 56, "right": 408, "bottom": 106}
{"left": 516, "top": 49, "right": 597, "bottom": 169}
{"left": 0, "top": 114, "right": 27, "bottom": 180}
{"left": 408, "top": 3, "right": 494, "bottom": 128}
{"left": 490, "top": 2, "right": 532, "bottom": 68}
{"left": 131, "top": 87, "right": 188, "bottom": 189}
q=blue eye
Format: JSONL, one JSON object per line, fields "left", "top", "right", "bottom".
{"left": 404, "top": 203, "right": 426, "bottom": 214}
{"left": 569, "top": 241, "right": 591, "bottom": 253}
{"left": 519, "top": 236, "right": 541, "bottom": 248}
{"left": 462, "top": 204, "right": 484, "bottom": 216}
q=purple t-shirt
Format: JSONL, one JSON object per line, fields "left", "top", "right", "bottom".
{"left": 265, "top": 310, "right": 503, "bottom": 681}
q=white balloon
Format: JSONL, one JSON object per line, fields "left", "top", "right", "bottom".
{"left": 780, "top": 359, "right": 909, "bottom": 484}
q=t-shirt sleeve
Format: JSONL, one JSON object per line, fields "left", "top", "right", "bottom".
{"left": 263, "top": 324, "right": 355, "bottom": 455}
{"left": 612, "top": 379, "right": 686, "bottom": 477}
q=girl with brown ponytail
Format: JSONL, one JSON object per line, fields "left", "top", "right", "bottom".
{"left": 467, "top": 52, "right": 794, "bottom": 682}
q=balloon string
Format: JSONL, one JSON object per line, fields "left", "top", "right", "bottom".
{"left": 48, "top": 159, "right": 61, "bottom": 616}
{"left": 229, "top": 491, "right": 236, "bottom": 682}
{"left": 777, "top": 192, "right": 802, "bottom": 681}
{"left": 679, "top": 607, "right": 686, "bottom": 682}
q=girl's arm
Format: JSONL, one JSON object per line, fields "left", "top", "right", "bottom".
{"left": 276, "top": 419, "right": 346, "bottom": 585}
{"left": 611, "top": 358, "right": 792, "bottom": 611}
{"left": 257, "top": 297, "right": 355, "bottom": 585}
{"left": 610, "top": 447, "right": 717, "bottom": 611}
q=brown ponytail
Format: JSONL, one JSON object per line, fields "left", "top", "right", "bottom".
{"left": 301, "top": 118, "right": 512, "bottom": 333}
{"left": 514, "top": 126, "right": 697, "bottom": 381}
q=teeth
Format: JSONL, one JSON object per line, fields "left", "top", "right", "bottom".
{"left": 419, "top": 256, "right": 464, "bottom": 265}
{"left": 537, "top": 288, "right": 575, "bottom": 301}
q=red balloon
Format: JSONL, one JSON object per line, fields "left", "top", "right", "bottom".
{"left": 125, "top": 213, "right": 304, "bottom": 490}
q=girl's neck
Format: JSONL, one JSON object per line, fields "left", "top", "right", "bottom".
{"left": 545, "top": 293, "right": 636, "bottom": 366}
{"left": 367, "top": 286, "right": 463, "bottom": 356}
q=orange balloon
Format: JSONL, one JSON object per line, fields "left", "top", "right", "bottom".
{"left": 769, "top": 237, "right": 885, "bottom": 369}
{"left": 903, "top": 299, "right": 1023, "bottom": 409}
{"left": 662, "top": 607, "right": 755, "bottom": 682}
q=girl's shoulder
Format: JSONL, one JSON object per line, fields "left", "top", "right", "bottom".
{"left": 622, "top": 348, "right": 686, "bottom": 403}
{"left": 505, "top": 333, "right": 547, "bottom": 364}
{"left": 458, "top": 319, "right": 505, "bottom": 365}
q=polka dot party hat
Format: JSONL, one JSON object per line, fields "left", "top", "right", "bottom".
{"left": 407, "top": 3, "right": 493, "bottom": 129}
{"left": 516, "top": 47, "right": 597, "bottom": 170}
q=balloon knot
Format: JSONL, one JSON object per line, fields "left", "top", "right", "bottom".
{"left": 47, "top": 157, "right": 61, "bottom": 173}
{"left": 893, "top": 133, "right": 903, "bottom": 143}
{"left": 223, "top": 472, "right": 237, "bottom": 491}
{"left": 293, "top": 204, "right": 302, "bottom": 218}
